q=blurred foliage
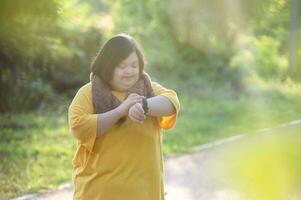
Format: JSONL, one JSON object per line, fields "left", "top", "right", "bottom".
{"left": 230, "top": 35, "right": 289, "bottom": 82}
{"left": 0, "top": 0, "right": 60, "bottom": 112}
{"left": 0, "top": 0, "right": 300, "bottom": 112}
{"left": 0, "top": 1, "right": 301, "bottom": 198}
{"left": 0, "top": 0, "right": 104, "bottom": 113}
{"left": 212, "top": 129, "right": 301, "bottom": 200}
{"left": 105, "top": 0, "right": 299, "bottom": 82}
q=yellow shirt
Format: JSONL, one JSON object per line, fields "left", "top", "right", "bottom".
{"left": 68, "top": 81, "right": 180, "bottom": 200}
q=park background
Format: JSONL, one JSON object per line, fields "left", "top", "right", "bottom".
{"left": 0, "top": 0, "right": 300, "bottom": 199}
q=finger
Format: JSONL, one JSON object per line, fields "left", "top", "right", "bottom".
{"left": 131, "top": 111, "right": 145, "bottom": 121}
{"left": 132, "top": 108, "right": 145, "bottom": 119}
{"left": 126, "top": 94, "right": 138, "bottom": 101}
{"left": 133, "top": 99, "right": 143, "bottom": 105}
{"left": 132, "top": 104, "right": 145, "bottom": 118}
{"left": 132, "top": 96, "right": 144, "bottom": 101}
{"left": 128, "top": 93, "right": 138, "bottom": 97}
{"left": 128, "top": 101, "right": 139, "bottom": 108}
{"left": 135, "top": 103, "right": 145, "bottom": 114}
{"left": 130, "top": 107, "right": 145, "bottom": 121}
{"left": 127, "top": 95, "right": 141, "bottom": 102}
{"left": 129, "top": 98, "right": 143, "bottom": 106}
{"left": 129, "top": 114, "right": 143, "bottom": 124}
{"left": 129, "top": 106, "right": 140, "bottom": 118}
{"left": 128, "top": 93, "right": 140, "bottom": 98}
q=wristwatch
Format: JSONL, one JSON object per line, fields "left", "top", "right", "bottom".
{"left": 142, "top": 97, "right": 149, "bottom": 114}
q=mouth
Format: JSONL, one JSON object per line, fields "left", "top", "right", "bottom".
{"left": 123, "top": 76, "right": 134, "bottom": 81}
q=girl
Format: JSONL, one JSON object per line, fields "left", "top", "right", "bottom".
{"left": 68, "top": 33, "right": 180, "bottom": 200}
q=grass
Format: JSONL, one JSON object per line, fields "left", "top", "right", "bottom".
{"left": 0, "top": 110, "right": 76, "bottom": 200}
{"left": 0, "top": 78, "right": 301, "bottom": 199}
{"left": 162, "top": 77, "right": 301, "bottom": 155}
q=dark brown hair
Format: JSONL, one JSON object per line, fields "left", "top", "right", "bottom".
{"left": 90, "top": 33, "right": 145, "bottom": 83}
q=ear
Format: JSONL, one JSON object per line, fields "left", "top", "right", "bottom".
{"left": 89, "top": 72, "right": 94, "bottom": 81}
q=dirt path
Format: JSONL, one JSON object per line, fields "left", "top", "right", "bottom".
{"left": 164, "top": 121, "right": 301, "bottom": 200}
{"left": 14, "top": 120, "right": 301, "bottom": 200}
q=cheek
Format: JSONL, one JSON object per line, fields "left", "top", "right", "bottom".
{"left": 134, "top": 68, "right": 140, "bottom": 76}
{"left": 113, "top": 69, "right": 123, "bottom": 80}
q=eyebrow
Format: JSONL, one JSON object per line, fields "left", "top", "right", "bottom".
{"left": 120, "top": 60, "right": 138, "bottom": 65}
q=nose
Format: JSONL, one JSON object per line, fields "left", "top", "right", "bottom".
{"left": 125, "top": 66, "right": 133, "bottom": 75}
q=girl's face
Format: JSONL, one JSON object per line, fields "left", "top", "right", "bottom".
{"left": 110, "top": 51, "right": 140, "bottom": 91}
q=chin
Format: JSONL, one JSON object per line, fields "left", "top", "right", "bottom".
{"left": 123, "top": 85, "right": 134, "bottom": 91}
{"left": 118, "top": 85, "right": 132, "bottom": 92}
{"left": 125, "top": 81, "right": 137, "bottom": 88}
{"left": 114, "top": 80, "right": 137, "bottom": 91}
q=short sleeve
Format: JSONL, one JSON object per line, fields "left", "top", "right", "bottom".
{"left": 151, "top": 81, "right": 180, "bottom": 130}
{"left": 68, "top": 84, "right": 98, "bottom": 152}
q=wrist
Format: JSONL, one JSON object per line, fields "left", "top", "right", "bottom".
{"left": 142, "top": 97, "right": 149, "bottom": 115}
{"left": 115, "top": 106, "right": 126, "bottom": 118}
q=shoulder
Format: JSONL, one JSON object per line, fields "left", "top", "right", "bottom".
{"left": 72, "top": 82, "right": 92, "bottom": 103}
{"left": 76, "top": 82, "right": 92, "bottom": 97}
{"left": 151, "top": 81, "right": 174, "bottom": 95}
{"left": 78, "top": 82, "right": 92, "bottom": 93}
{"left": 151, "top": 81, "right": 164, "bottom": 90}
{"left": 150, "top": 81, "right": 179, "bottom": 103}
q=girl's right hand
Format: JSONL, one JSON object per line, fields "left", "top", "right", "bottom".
{"left": 117, "top": 93, "right": 144, "bottom": 117}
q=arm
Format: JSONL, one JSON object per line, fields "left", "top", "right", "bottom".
{"left": 96, "top": 93, "right": 143, "bottom": 137}
{"left": 96, "top": 107, "right": 123, "bottom": 137}
{"left": 146, "top": 96, "right": 176, "bottom": 117}
{"left": 148, "top": 81, "right": 180, "bottom": 129}
{"left": 69, "top": 85, "right": 143, "bottom": 151}
{"left": 127, "top": 95, "right": 176, "bottom": 124}
{"left": 68, "top": 86, "right": 98, "bottom": 151}
{"left": 128, "top": 82, "right": 180, "bottom": 127}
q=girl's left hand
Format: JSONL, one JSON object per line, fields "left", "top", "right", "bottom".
{"left": 128, "top": 102, "right": 146, "bottom": 124}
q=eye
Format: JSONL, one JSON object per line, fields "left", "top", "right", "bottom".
{"left": 132, "top": 61, "right": 139, "bottom": 68}
{"left": 118, "top": 64, "right": 126, "bottom": 69}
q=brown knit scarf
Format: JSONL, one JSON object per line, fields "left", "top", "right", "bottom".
{"left": 90, "top": 72, "right": 155, "bottom": 116}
